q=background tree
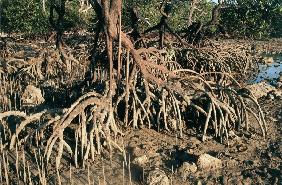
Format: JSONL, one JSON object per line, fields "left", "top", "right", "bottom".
{"left": 0, "top": 0, "right": 89, "bottom": 34}
{"left": 0, "top": 0, "right": 281, "bottom": 38}
{"left": 1, "top": 0, "right": 49, "bottom": 33}
{"left": 221, "top": 0, "right": 282, "bottom": 38}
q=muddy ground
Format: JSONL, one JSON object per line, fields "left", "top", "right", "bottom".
{"left": 57, "top": 96, "right": 281, "bottom": 185}
{"left": 44, "top": 91, "right": 282, "bottom": 185}
{"left": 0, "top": 36, "right": 281, "bottom": 185}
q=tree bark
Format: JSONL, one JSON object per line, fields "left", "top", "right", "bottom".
{"left": 89, "top": 0, "right": 171, "bottom": 86}
{"left": 187, "top": 0, "right": 198, "bottom": 27}
{"left": 89, "top": 0, "right": 122, "bottom": 96}
{"left": 42, "top": 0, "right": 46, "bottom": 13}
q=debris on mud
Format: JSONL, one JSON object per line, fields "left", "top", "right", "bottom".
{"left": 262, "top": 56, "right": 274, "bottom": 65}
{"left": 246, "top": 82, "right": 282, "bottom": 99}
{"left": 179, "top": 162, "right": 198, "bottom": 180}
{"left": 132, "top": 155, "right": 148, "bottom": 166}
{"left": 21, "top": 85, "right": 45, "bottom": 107}
{"left": 196, "top": 153, "right": 222, "bottom": 171}
{"left": 146, "top": 169, "right": 169, "bottom": 185}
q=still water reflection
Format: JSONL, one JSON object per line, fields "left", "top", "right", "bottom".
{"left": 251, "top": 54, "right": 282, "bottom": 84}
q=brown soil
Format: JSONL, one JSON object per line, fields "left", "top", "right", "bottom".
{"left": 43, "top": 94, "right": 282, "bottom": 185}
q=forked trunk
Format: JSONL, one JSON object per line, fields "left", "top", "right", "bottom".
{"left": 89, "top": 0, "right": 164, "bottom": 86}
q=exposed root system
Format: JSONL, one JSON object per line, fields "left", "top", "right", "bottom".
{"left": 0, "top": 33, "right": 268, "bottom": 184}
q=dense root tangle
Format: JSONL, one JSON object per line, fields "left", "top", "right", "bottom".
{"left": 114, "top": 47, "right": 266, "bottom": 143}
{"left": 0, "top": 45, "right": 266, "bottom": 169}
{"left": 42, "top": 91, "right": 124, "bottom": 168}
{"left": 176, "top": 39, "right": 258, "bottom": 81}
{"left": 1, "top": 90, "right": 124, "bottom": 168}
{"left": 0, "top": 0, "right": 267, "bottom": 170}
{"left": 0, "top": 42, "right": 89, "bottom": 111}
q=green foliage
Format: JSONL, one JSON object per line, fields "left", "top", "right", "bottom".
{"left": 270, "top": 3, "right": 282, "bottom": 37}
{"left": 0, "top": 0, "right": 280, "bottom": 38}
{"left": 170, "top": 1, "right": 211, "bottom": 31}
{"left": 0, "top": 0, "right": 88, "bottom": 34}
{"left": 60, "top": 1, "right": 93, "bottom": 31}
{"left": 221, "top": 0, "right": 282, "bottom": 38}
{"left": 1, "top": 0, "right": 49, "bottom": 33}
{"left": 122, "top": 0, "right": 212, "bottom": 32}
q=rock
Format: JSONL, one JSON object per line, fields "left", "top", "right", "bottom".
{"left": 197, "top": 180, "right": 203, "bottom": 185}
{"left": 276, "top": 82, "right": 282, "bottom": 88}
{"left": 246, "top": 82, "right": 278, "bottom": 99}
{"left": 132, "top": 155, "right": 148, "bottom": 166}
{"left": 146, "top": 169, "right": 169, "bottom": 185}
{"left": 21, "top": 85, "right": 45, "bottom": 107}
{"left": 179, "top": 162, "right": 197, "bottom": 180}
{"left": 267, "top": 90, "right": 282, "bottom": 99}
{"left": 267, "top": 92, "right": 275, "bottom": 100}
{"left": 197, "top": 154, "right": 222, "bottom": 171}
{"left": 262, "top": 57, "right": 274, "bottom": 65}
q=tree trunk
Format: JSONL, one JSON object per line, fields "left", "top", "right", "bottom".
{"left": 88, "top": 0, "right": 119, "bottom": 93}
{"left": 89, "top": 0, "right": 168, "bottom": 87}
{"left": 42, "top": 0, "right": 46, "bottom": 13}
{"left": 187, "top": 0, "right": 198, "bottom": 27}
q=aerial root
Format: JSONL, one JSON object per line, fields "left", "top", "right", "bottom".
{"left": 0, "top": 38, "right": 266, "bottom": 170}
{"left": 41, "top": 92, "right": 124, "bottom": 168}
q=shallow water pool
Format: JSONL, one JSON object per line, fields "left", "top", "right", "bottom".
{"left": 250, "top": 54, "right": 282, "bottom": 84}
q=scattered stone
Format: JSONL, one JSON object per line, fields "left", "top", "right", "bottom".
{"left": 197, "top": 154, "right": 222, "bottom": 171}
{"left": 132, "top": 143, "right": 158, "bottom": 158}
{"left": 244, "top": 160, "right": 254, "bottom": 166}
{"left": 273, "top": 177, "right": 279, "bottom": 185}
{"left": 0, "top": 41, "right": 5, "bottom": 50}
{"left": 188, "top": 137, "right": 201, "bottom": 147}
{"left": 149, "top": 154, "right": 162, "bottom": 167}
{"left": 276, "top": 82, "right": 282, "bottom": 88}
{"left": 21, "top": 85, "right": 45, "bottom": 107}
{"left": 262, "top": 56, "right": 274, "bottom": 65}
{"left": 179, "top": 162, "right": 197, "bottom": 180}
{"left": 132, "top": 155, "right": 148, "bottom": 166}
{"left": 267, "top": 90, "right": 282, "bottom": 99}
{"left": 267, "top": 92, "right": 275, "bottom": 100}
{"left": 246, "top": 82, "right": 280, "bottom": 99}
{"left": 146, "top": 169, "right": 169, "bottom": 185}
{"left": 78, "top": 43, "right": 87, "bottom": 49}
{"left": 228, "top": 176, "right": 244, "bottom": 185}
{"left": 197, "top": 180, "right": 203, "bottom": 185}
{"left": 229, "top": 130, "right": 240, "bottom": 140}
